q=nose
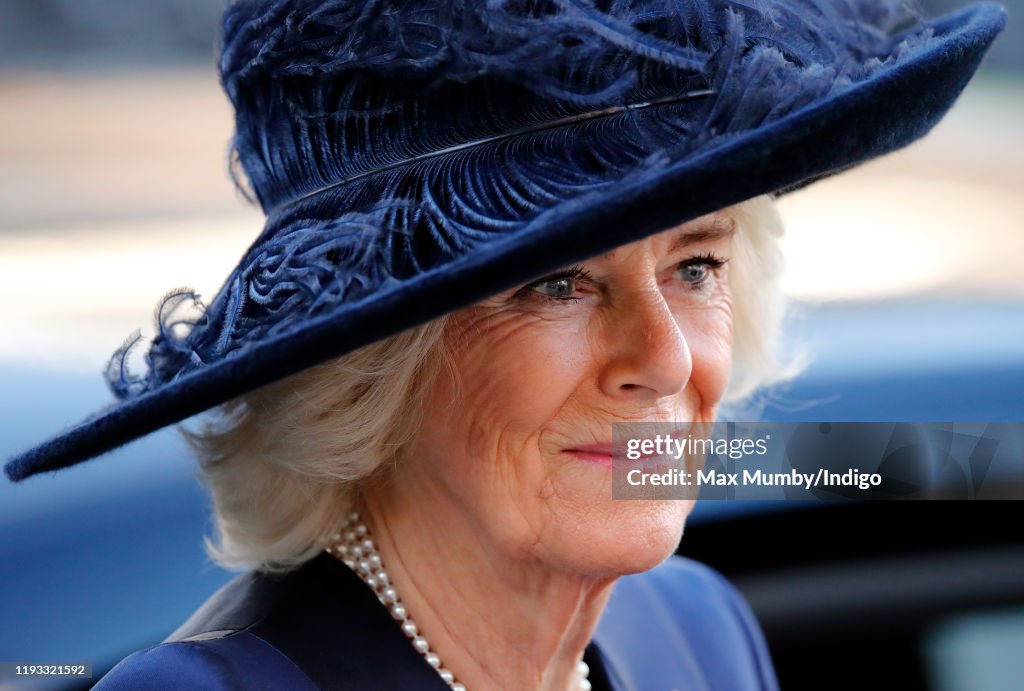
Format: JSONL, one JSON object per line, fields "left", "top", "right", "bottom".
{"left": 597, "top": 287, "right": 692, "bottom": 400}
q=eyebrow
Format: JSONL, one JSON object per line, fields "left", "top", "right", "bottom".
{"left": 667, "top": 214, "right": 736, "bottom": 253}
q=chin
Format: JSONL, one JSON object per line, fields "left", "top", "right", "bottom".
{"left": 542, "top": 499, "right": 692, "bottom": 578}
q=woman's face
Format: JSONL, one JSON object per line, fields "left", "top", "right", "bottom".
{"left": 399, "top": 210, "right": 736, "bottom": 577}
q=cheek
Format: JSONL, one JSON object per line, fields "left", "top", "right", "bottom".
{"left": 429, "top": 313, "right": 591, "bottom": 462}
{"left": 680, "top": 302, "right": 733, "bottom": 409}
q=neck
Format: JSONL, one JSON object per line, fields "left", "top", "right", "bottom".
{"left": 357, "top": 482, "right": 616, "bottom": 691}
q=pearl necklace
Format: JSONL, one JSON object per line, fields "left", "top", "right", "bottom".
{"left": 326, "top": 512, "right": 592, "bottom": 691}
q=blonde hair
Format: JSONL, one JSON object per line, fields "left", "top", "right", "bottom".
{"left": 722, "top": 194, "right": 798, "bottom": 403}
{"left": 184, "top": 194, "right": 796, "bottom": 573}
{"left": 180, "top": 316, "right": 455, "bottom": 573}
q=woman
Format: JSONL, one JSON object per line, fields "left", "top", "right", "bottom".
{"left": 4, "top": 0, "right": 1005, "bottom": 689}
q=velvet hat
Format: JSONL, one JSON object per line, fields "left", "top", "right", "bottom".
{"left": 5, "top": 0, "right": 1007, "bottom": 482}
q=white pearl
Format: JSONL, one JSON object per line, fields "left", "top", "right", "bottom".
{"left": 579, "top": 679, "right": 592, "bottom": 691}
{"left": 382, "top": 587, "right": 397, "bottom": 603}
{"left": 439, "top": 668, "right": 454, "bottom": 684}
{"left": 358, "top": 560, "right": 372, "bottom": 574}
{"left": 391, "top": 604, "right": 406, "bottom": 620}
{"left": 577, "top": 660, "right": 590, "bottom": 676}
{"left": 355, "top": 524, "right": 368, "bottom": 536}
{"left": 425, "top": 652, "right": 441, "bottom": 669}
{"left": 344, "top": 530, "right": 356, "bottom": 542}
{"left": 365, "top": 575, "right": 378, "bottom": 589}
{"left": 412, "top": 636, "right": 430, "bottom": 654}
{"left": 451, "top": 684, "right": 466, "bottom": 691}
{"left": 401, "top": 620, "right": 418, "bottom": 637}
{"left": 369, "top": 554, "right": 382, "bottom": 569}
{"left": 351, "top": 546, "right": 364, "bottom": 558}
{"left": 362, "top": 538, "right": 374, "bottom": 551}
{"left": 376, "top": 570, "right": 389, "bottom": 585}
{"left": 348, "top": 512, "right": 359, "bottom": 522}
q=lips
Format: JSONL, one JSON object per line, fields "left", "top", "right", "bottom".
{"left": 563, "top": 442, "right": 615, "bottom": 467}
{"left": 567, "top": 442, "right": 615, "bottom": 456}
{"left": 563, "top": 440, "right": 661, "bottom": 468}
{"left": 564, "top": 430, "right": 691, "bottom": 471}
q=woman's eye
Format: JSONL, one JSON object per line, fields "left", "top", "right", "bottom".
{"left": 532, "top": 277, "right": 577, "bottom": 299}
{"left": 515, "top": 265, "right": 591, "bottom": 303}
{"left": 674, "top": 253, "right": 726, "bottom": 290}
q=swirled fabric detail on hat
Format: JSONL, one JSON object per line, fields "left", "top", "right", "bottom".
{"left": 106, "top": 0, "right": 939, "bottom": 402}
{"left": 219, "top": 0, "right": 930, "bottom": 212}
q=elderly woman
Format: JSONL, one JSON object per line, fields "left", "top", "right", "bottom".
{"left": 4, "top": 0, "right": 1005, "bottom": 689}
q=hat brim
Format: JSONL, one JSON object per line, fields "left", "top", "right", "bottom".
{"left": 5, "top": 2, "right": 1007, "bottom": 482}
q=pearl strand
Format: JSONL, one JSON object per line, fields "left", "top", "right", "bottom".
{"left": 325, "top": 512, "right": 591, "bottom": 691}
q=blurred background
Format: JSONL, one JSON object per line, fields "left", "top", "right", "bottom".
{"left": 0, "top": 1, "right": 1021, "bottom": 689}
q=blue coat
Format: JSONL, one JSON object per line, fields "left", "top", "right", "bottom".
{"left": 94, "top": 553, "right": 779, "bottom": 690}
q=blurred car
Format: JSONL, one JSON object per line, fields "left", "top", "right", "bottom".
{"left": 680, "top": 299, "right": 1024, "bottom": 691}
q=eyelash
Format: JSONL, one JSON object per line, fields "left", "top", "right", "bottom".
{"left": 513, "top": 264, "right": 591, "bottom": 303}
{"left": 515, "top": 254, "right": 728, "bottom": 303}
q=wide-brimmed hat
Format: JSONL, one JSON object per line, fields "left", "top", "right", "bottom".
{"left": 5, "top": 0, "right": 1007, "bottom": 482}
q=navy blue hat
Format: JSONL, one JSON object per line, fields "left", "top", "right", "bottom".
{"left": 5, "top": 0, "right": 1007, "bottom": 482}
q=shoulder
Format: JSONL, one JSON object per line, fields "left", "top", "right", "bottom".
{"left": 596, "top": 555, "right": 780, "bottom": 690}
{"left": 93, "top": 553, "right": 439, "bottom": 690}
{"left": 622, "top": 554, "right": 762, "bottom": 626}
{"left": 92, "top": 633, "right": 317, "bottom": 690}
{"left": 650, "top": 556, "right": 777, "bottom": 662}
{"left": 95, "top": 565, "right": 316, "bottom": 689}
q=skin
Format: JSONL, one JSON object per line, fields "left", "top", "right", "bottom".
{"left": 360, "top": 209, "right": 736, "bottom": 691}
